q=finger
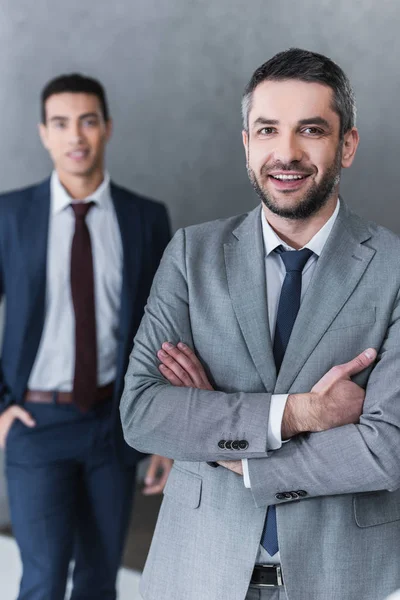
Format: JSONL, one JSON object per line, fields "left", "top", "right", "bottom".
{"left": 144, "top": 455, "right": 160, "bottom": 486}
{"left": 13, "top": 407, "right": 36, "bottom": 427}
{"left": 161, "top": 342, "right": 208, "bottom": 389}
{"left": 142, "top": 459, "right": 171, "bottom": 495}
{"left": 177, "top": 342, "right": 214, "bottom": 390}
{"left": 142, "top": 481, "right": 165, "bottom": 495}
{"left": 217, "top": 460, "right": 243, "bottom": 475}
{"left": 312, "top": 348, "right": 377, "bottom": 391}
{"left": 336, "top": 348, "right": 377, "bottom": 379}
{"left": 176, "top": 342, "right": 206, "bottom": 374}
{"left": 159, "top": 364, "right": 185, "bottom": 387}
{"left": 157, "top": 349, "right": 195, "bottom": 387}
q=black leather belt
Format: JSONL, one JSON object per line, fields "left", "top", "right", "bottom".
{"left": 250, "top": 564, "right": 284, "bottom": 587}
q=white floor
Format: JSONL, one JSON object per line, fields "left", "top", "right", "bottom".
{"left": 0, "top": 535, "right": 142, "bottom": 599}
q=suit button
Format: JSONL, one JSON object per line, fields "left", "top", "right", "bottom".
{"left": 289, "top": 491, "right": 299, "bottom": 499}
{"left": 238, "top": 440, "right": 249, "bottom": 450}
{"left": 297, "top": 490, "right": 308, "bottom": 497}
{"left": 275, "top": 493, "right": 286, "bottom": 500}
{"left": 283, "top": 492, "right": 292, "bottom": 499}
{"left": 232, "top": 440, "right": 239, "bottom": 450}
{"left": 218, "top": 440, "right": 226, "bottom": 449}
{"left": 225, "top": 440, "right": 232, "bottom": 449}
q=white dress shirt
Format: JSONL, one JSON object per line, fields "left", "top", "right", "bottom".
{"left": 243, "top": 200, "right": 340, "bottom": 564}
{"left": 28, "top": 171, "right": 123, "bottom": 391}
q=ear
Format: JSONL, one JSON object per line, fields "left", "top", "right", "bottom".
{"left": 341, "top": 127, "right": 359, "bottom": 168}
{"left": 242, "top": 129, "right": 249, "bottom": 162}
{"left": 38, "top": 123, "right": 50, "bottom": 150}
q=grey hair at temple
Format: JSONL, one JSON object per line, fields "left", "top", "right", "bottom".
{"left": 241, "top": 48, "right": 356, "bottom": 138}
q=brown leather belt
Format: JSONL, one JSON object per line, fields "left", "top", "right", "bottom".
{"left": 24, "top": 382, "right": 114, "bottom": 405}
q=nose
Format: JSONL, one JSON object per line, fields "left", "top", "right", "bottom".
{"left": 68, "top": 122, "right": 84, "bottom": 146}
{"left": 273, "top": 131, "right": 304, "bottom": 165}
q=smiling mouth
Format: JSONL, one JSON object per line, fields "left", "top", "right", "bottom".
{"left": 269, "top": 173, "right": 311, "bottom": 181}
{"left": 67, "top": 150, "right": 89, "bottom": 159}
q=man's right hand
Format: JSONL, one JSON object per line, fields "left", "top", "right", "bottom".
{"left": 0, "top": 406, "right": 36, "bottom": 449}
{"left": 282, "top": 348, "right": 377, "bottom": 439}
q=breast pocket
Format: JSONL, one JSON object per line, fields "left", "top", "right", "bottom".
{"left": 163, "top": 465, "right": 202, "bottom": 509}
{"left": 326, "top": 307, "right": 376, "bottom": 332}
{"left": 354, "top": 490, "right": 400, "bottom": 527}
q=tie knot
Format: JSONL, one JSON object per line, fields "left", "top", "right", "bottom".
{"left": 275, "top": 245, "right": 313, "bottom": 273}
{"left": 70, "top": 201, "right": 95, "bottom": 220}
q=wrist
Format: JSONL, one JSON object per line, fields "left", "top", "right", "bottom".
{"left": 281, "top": 392, "right": 314, "bottom": 439}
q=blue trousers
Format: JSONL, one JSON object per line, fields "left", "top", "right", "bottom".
{"left": 5, "top": 400, "right": 136, "bottom": 600}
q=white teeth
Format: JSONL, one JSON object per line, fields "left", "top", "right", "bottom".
{"left": 272, "top": 174, "right": 305, "bottom": 180}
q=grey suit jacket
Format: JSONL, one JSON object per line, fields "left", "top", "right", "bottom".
{"left": 121, "top": 202, "right": 400, "bottom": 600}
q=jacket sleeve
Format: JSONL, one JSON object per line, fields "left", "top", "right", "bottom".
{"left": 0, "top": 231, "right": 14, "bottom": 415}
{"left": 247, "top": 287, "right": 400, "bottom": 507}
{"left": 152, "top": 203, "right": 171, "bottom": 273}
{"left": 120, "top": 228, "right": 272, "bottom": 462}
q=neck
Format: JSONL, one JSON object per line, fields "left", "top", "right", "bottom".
{"left": 262, "top": 195, "right": 339, "bottom": 249}
{"left": 56, "top": 168, "right": 105, "bottom": 200}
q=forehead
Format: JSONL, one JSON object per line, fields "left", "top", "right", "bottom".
{"left": 45, "top": 92, "right": 102, "bottom": 118}
{"left": 249, "top": 80, "right": 339, "bottom": 127}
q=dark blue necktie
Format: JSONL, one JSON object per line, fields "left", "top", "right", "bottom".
{"left": 261, "top": 245, "right": 313, "bottom": 556}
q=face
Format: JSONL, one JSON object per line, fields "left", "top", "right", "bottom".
{"left": 39, "top": 92, "right": 112, "bottom": 179}
{"left": 242, "top": 80, "right": 358, "bottom": 220}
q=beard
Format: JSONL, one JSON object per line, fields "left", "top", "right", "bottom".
{"left": 247, "top": 146, "right": 342, "bottom": 220}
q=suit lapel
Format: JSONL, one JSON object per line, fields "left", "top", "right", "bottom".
{"left": 16, "top": 180, "right": 50, "bottom": 394}
{"left": 224, "top": 206, "right": 277, "bottom": 392}
{"left": 275, "top": 202, "right": 375, "bottom": 393}
{"left": 111, "top": 183, "right": 142, "bottom": 382}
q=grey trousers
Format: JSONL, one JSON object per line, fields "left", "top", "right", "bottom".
{"left": 245, "top": 585, "right": 288, "bottom": 600}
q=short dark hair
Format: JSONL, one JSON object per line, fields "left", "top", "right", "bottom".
{"left": 242, "top": 48, "right": 356, "bottom": 137}
{"left": 41, "top": 73, "right": 110, "bottom": 124}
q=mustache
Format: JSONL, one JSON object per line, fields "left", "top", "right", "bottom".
{"left": 260, "top": 162, "right": 314, "bottom": 176}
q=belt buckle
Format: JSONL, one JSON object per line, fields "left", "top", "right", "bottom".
{"left": 257, "top": 564, "right": 283, "bottom": 587}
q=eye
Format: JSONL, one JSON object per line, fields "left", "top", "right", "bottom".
{"left": 53, "top": 121, "right": 66, "bottom": 129}
{"left": 82, "top": 119, "right": 98, "bottom": 127}
{"left": 302, "top": 127, "right": 324, "bottom": 136}
{"left": 258, "top": 127, "right": 276, "bottom": 136}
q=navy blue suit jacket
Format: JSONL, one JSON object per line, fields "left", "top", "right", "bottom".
{"left": 0, "top": 178, "right": 171, "bottom": 464}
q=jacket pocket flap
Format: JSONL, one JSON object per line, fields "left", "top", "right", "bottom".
{"left": 327, "top": 307, "right": 376, "bottom": 332}
{"left": 163, "top": 466, "right": 202, "bottom": 509}
{"left": 354, "top": 490, "right": 400, "bottom": 527}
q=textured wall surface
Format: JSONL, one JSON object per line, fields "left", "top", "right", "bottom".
{"left": 0, "top": 0, "right": 399, "bottom": 527}
{"left": 0, "top": 0, "right": 399, "bottom": 231}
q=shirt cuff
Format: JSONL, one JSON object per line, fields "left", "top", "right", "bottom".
{"left": 242, "top": 459, "right": 251, "bottom": 488}
{"left": 268, "top": 394, "right": 289, "bottom": 450}
{"left": 242, "top": 394, "right": 289, "bottom": 490}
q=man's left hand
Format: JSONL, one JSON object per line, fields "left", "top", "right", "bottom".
{"left": 157, "top": 342, "right": 243, "bottom": 477}
{"left": 217, "top": 460, "right": 243, "bottom": 475}
{"left": 143, "top": 454, "right": 173, "bottom": 495}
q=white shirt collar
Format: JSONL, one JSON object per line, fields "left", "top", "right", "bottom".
{"left": 261, "top": 199, "right": 340, "bottom": 257}
{"left": 50, "top": 170, "right": 111, "bottom": 215}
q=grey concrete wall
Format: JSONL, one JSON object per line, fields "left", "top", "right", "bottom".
{"left": 0, "top": 0, "right": 399, "bottom": 231}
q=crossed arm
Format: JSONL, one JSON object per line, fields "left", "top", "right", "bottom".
{"left": 156, "top": 341, "right": 376, "bottom": 476}
{"left": 120, "top": 231, "right": 400, "bottom": 504}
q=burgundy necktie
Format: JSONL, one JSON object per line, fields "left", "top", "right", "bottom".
{"left": 70, "top": 202, "right": 97, "bottom": 412}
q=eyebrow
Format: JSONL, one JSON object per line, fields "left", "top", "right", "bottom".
{"left": 252, "top": 116, "right": 331, "bottom": 129}
{"left": 297, "top": 117, "right": 331, "bottom": 129}
{"left": 49, "top": 112, "right": 100, "bottom": 123}
{"left": 253, "top": 118, "right": 279, "bottom": 127}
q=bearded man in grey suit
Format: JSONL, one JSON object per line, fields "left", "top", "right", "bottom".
{"left": 120, "top": 48, "right": 400, "bottom": 600}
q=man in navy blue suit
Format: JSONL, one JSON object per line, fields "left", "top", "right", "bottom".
{"left": 0, "top": 73, "right": 172, "bottom": 600}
